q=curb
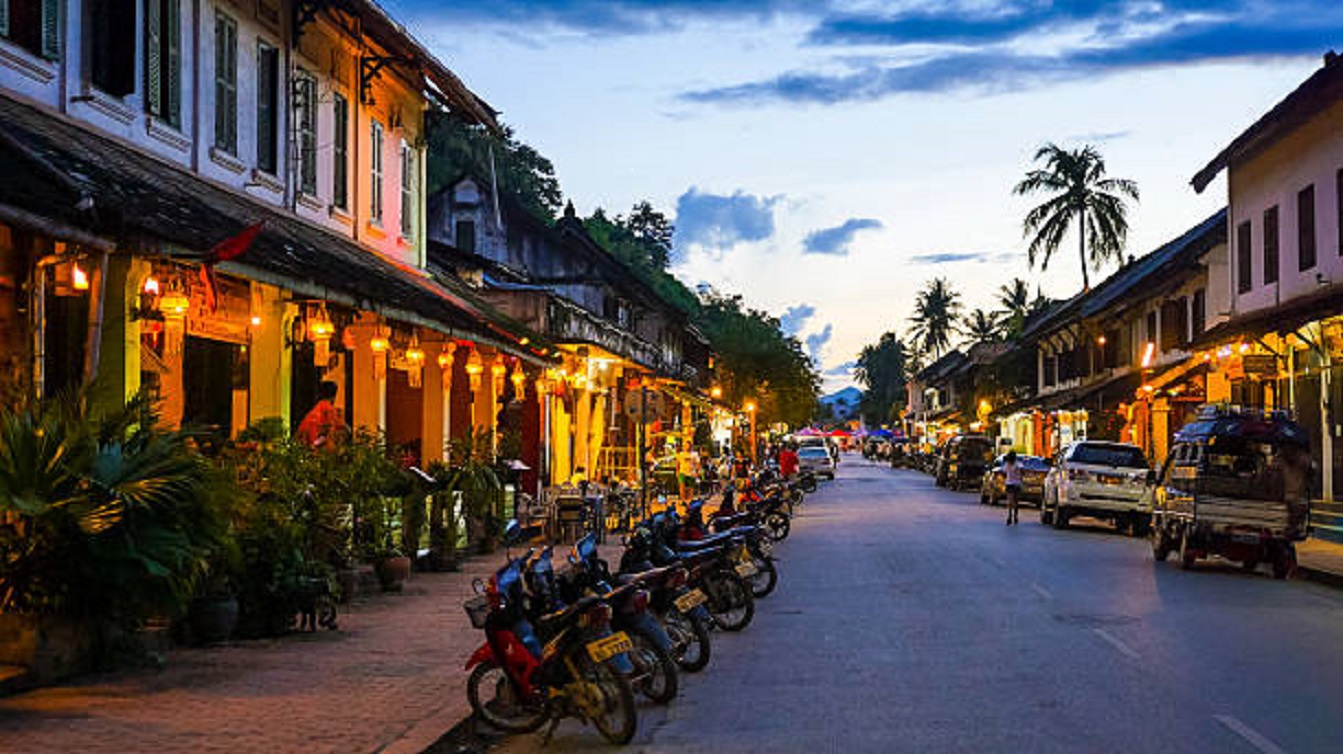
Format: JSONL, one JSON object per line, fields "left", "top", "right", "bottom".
{"left": 1298, "top": 565, "right": 1343, "bottom": 590}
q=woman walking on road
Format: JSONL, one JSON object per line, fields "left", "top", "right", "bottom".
{"left": 1003, "top": 450, "right": 1022, "bottom": 525}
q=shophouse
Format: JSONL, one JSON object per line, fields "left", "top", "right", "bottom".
{"left": 997, "top": 210, "right": 1226, "bottom": 463}
{"left": 429, "top": 178, "right": 712, "bottom": 490}
{"left": 1191, "top": 50, "right": 1343, "bottom": 508}
{"left": 0, "top": 0, "right": 538, "bottom": 468}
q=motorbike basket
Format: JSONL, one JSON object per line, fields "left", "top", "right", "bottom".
{"left": 463, "top": 594, "right": 492, "bottom": 629}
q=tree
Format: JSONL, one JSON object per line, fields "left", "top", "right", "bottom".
{"left": 961, "top": 309, "right": 1003, "bottom": 345}
{"left": 908, "top": 277, "right": 962, "bottom": 359}
{"left": 855, "top": 333, "right": 907, "bottom": 426}
{"left": 1013, "top": 143, "right": 1139, "bottom": 291}
{"left": 426, "top": 114, "right": 563, "bottom": 222}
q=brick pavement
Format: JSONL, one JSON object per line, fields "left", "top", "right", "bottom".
{"left": 0, "top": 551, "right": 513, "bottom": 754}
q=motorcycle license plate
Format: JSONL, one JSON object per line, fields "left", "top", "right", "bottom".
{"left": 674, "top": 589, "right": 707, "bottom": 612}
{"left": 1232, "top": 533, "right": 1261, "bottom": 544}
{"left": 586, "top": 631, "right": 633, "bottom": 663}
{"left": 736, "top": 562, "right": 758, "bottom": 578}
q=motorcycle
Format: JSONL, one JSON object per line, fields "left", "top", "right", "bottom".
{"left": 640, "top": 511, "right": 755, "bottom": 631}
{"left": 618, "top": 527, "right": 715, "bottom": 673}
{"left": 462, "top": 523, "right": 638, "bottom": 744}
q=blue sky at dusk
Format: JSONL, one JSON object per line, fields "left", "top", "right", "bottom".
{"left": 390, "top": 0, "right": 1343, "bottom": 390}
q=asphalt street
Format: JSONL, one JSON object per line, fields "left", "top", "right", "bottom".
{"left": 486, "top": 455, "right": 1343, "bottom": 753}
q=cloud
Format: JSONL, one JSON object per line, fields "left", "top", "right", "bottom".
{"left": 825, "top": 360, "right": 856, "bottom": 376}
{"left": 409, "top": 0, "right": 812, "bottom": 34}
{"left": 805, "top": 324, "right": 833, "bottom": 363}
{"left": 803, "top": 218, "right": 883, "bottom": 255}
{"left": 909, "top": 250, "right": 1017, "bottom": 265}
{"left": 673, "top": 188, "right": 781, "bottom": 250}
{"left": 682, "top": 3, "right": 1343, "bottom": 105}
{"left": 779, "top": 304, "right": 816, "bottom": 336}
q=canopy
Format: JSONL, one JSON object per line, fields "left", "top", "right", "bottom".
{"left": 827, "top": 429, "right": 850, "bottom": 437}
{"left": 867, "top": 429, "right": 893, "bottom": 438}
{"left": 794, "top": 427, "right": 824, "bottom": 436}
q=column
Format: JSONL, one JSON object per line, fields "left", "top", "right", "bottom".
{"left": 247, "top": 283, "right": 288, "bottom": 425}
{"left": 575, "top": 383, "right": 591, "bottom": 475}
{"left": 423, "top": 341, "right": 449, "bottom": 463}
{"left": 474, "top": 346, "right": 497, "bottom": 438}
{"left": 349, "top": 314, "right": 385, "bottom": 433}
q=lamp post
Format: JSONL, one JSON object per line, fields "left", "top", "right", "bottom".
{"left": 744, "top": 401, "right": 757, "bottom": 464}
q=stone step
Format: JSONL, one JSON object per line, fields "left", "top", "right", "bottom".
{"left": 0, "top": 664, "right": 34, "bottom": 697}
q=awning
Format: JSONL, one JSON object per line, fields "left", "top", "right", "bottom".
{"left": 1143, "top": 356, "right": 1204, "bottom": 395}
{"left": 1190, "top": 283, "right": 1343, "bottom": 350}
{"left": 1038, "top": 371, "right": 1142, "bottom": 412}
{"left": 0, "top": 93, "right": 546, "bottom": 364}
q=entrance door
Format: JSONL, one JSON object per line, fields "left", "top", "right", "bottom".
{"left": 183, "top": 336, "right": 245, "bottom": 442}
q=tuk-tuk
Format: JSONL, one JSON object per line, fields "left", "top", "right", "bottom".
{"left": 1150, "top": 405, "right": 1311, "bottom": 578}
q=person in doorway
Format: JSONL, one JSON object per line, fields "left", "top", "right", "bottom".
{"left": 1003, "top": 450, "right": 1022, "bottom": 526}
{"left": 296, "top": 381, "right": 345, "bottom": 449}
{"left": 676, "top": 446, "right": 700, "bottom": 501}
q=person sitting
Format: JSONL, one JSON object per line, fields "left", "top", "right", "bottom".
{"left": 295, "top": 381, "right": 345, "bottom": 449}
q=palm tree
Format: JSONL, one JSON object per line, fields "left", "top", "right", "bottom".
{"left": 908, "top": 277, "right": 962, "bottom": 359}
{"left": 1013, "top": 143, "right": 1139, "bottom": 291}
{"left": 961, "top": 309, "right": 1003, "bottom": 345}
{"left": 996, "top": 279, "right": 1030, "bottom": 320}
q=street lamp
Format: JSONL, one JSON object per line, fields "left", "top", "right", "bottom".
{"left": 744, "top": 401, "right": 757, "bottom": 464}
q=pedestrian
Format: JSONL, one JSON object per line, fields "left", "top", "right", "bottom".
{"left": 1003, "top": 450, "right": 1022, "bottom": 525}
{"left": 295, "top": 380, "right": 345, "bottom": 449}
{"left": 778, "top": 443, "right": 799, "bottom": 479}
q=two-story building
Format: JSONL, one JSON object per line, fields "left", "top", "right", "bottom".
{"left": 429, "top": 176, "right": 712, "bottom": 488}
{"left": 1191, "top": 50, "right": 1343, "bottom": 504}
{"left": 0, "top": 0, "right": 542, "bottom": 470}
{"left": 999, "top": 210, "right": 1226, "bottom": 462}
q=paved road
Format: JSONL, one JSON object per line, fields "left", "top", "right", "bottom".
{"left": 487, "top": 455, "right": 1343, "bottom": 753}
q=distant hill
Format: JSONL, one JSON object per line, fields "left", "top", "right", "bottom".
{"left": 819, "top": 386, "right": 862, "bottom": 422}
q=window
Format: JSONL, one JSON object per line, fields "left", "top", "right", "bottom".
{"left": 294, "top": 72, "right": 316, "bottom": 195}
{"left": 332, "top": 94, "right": 348, "bottom": 210}
{"left": 1146, "top": 311, "right": 1157, "bottom": 349}
{"left": 1237, "top": 220, "right": 1252, "bottom": 293}
{"left": 1298, "top": 184, "right": 1316, "bottom": 271}
{"left": 213, "top": 13, "right": 237, "bottom": 153}
{"left": 1192, "top": 289, "right": 1206, "bottom": 338}
{"left": 1042, "top": 354, "right": 1057, "bottom": 387}
{"left": 1263, "top": 205, "right": 1279, "bottom": 284}
{"left": 2, "top": 0, "right": 61, "bottom": 60}
{"left": 455, "top": 219, "right": 475, "bottom": 253}
{"left": 144, "top": 0, "right": 180, "bottom": 126}
{"left": 370, "top": 119, "right": 384, "bottom": 223}
{"left": 1161, "top": 297, "right": 1187, "bottom": 349}
{"left": 90, "top": 0, "right": 135, "bottom": 96}
{"left": 256, "top": 42, "right": 279, "bottom": 174}
{"left": 1337, "top": 169, "right": 1343, "bottom": 256}
{"left": 399, "top": 142, "right": 414, "bottom": 238}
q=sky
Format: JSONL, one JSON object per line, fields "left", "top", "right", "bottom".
{"left": 392, "top": 0, "right": 1343, "bottom": 393}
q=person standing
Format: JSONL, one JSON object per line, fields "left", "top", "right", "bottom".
{"left": 778, "top": 443, "right": 799, "bottom": 479}
{"left": 1003, "top": 450, "right": 1022, "bottom": 525}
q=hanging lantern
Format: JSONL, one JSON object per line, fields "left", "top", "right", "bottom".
{"left": 465, "top": 348, "right": 484, "bottom": 390}
{"left": 491, "top": 359, "right": 506, "bottom": 393}
{"left": 307, "top": 304, "right": 335, "bottom": 340}
{"left": 160, "top": 285, "right": 191, "bottom": 318}
{"left": 510, "top": 361, "right": 526, "bottom": 398}
{"left": 405, "top": 337, "right": 425, "bottom": 389}
{"left": 71, "top": 262, "right": 89, "bottom": 291}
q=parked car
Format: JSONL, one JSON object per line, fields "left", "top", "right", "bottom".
{"left": 1150, "top": 406, "right": 1311, "bottom": 577}
{"left": 934, "top": 435, "right": 995, "bottom": 491}
{"left": 980, "top": 454, "right": 1050, "bottom": 506}
{"left": 797, "top": 446, "right": 835, "bottom": 479}
{"left": 1041, "top": 441, "right": 1151, "bottom": 535}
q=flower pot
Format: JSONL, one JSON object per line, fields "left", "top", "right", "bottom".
{"left": 374, "top": 556, "right": 412, "bottom": 592}
{"left": 188, "top": 596, "right": 239, "bottom": 645}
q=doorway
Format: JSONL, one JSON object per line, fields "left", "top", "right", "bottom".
{"left": 182, "top": 335, "right": 247, "bottom": 442}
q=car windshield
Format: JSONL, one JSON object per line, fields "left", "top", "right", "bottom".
{"left": 1019, "top": 457, "right": 1049, "bottom": 471}
{"left": 957, "top": 439, "right": 993, "bottom": 461}
{"left": 798, "top": 448, "right": 829, "bottom": 458}
{"left": 1071, "top": 444, "right": 1147, "bottom": 468}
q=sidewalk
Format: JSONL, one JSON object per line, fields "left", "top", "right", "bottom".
{"left": 0, "top": 551, "right": 513, "bottom": 754}
{"left": 1298, "top": 536, "right": 1343, "bottom": 587}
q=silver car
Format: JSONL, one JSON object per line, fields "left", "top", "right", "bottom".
{"left": 797, "top": 446, "right": 835, "bottom": 479}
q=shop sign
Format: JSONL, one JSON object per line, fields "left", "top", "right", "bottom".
{"left": 186, "top": 273, "right": 250, "bottom": 344}
{"left": 1242, "top": 354, "right": 1277, "bottom": 376}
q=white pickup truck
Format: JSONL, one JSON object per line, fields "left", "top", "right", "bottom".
{"left": 1041, "top": 441, "right": 1152, "bottom": 536}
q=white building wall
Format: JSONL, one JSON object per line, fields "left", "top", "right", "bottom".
{"left": 1228, "top": 97, "right": 1343, "bottom": 316}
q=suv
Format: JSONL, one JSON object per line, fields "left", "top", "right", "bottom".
{"left": 934, "top": 434, "right": 995, "bottom": 491}
{"left": 1041, "top": 441, "right": 1151, "bottom": 535}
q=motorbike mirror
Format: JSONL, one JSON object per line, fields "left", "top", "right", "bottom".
{"left": 503, "top": 519, "right": 522, "bottom": 546}
{"left": 471, "top": 577, "right": 485, "bottom": 596}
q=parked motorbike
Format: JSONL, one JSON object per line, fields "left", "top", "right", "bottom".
{"left": 462, "top": 524, "right": 638, "bottom": 744}
{"left": 618, "top": 528, "right": 714, "bottom": 672}
{"left": 640, "top": 511, "right": 755, "bottom": 631}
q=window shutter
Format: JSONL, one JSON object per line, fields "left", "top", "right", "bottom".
{"left": 1, "top": 0, "right": 10, "bottom": 39}
{"left": 165, "top": 0, "right": 180, "bottom": 126}
{"left": 225, "top": 23, "right": 237, "bottom": 150}
{"left": 145, "top": 0, "right": 162, "bottom": 117}
{"left": 40, "top": 0, "right": 60, "bottom": 60}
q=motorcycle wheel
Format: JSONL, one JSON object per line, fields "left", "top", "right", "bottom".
{"left": 1151, "top": 527, "right": 1172, "bottom": 562}
{"left": 749, "top": 555, "right": 778, "bottom": 598}
{"left": 800, "top": 476, "right": 817, "bottom": 494}
{"left": 665, "top": 611, "right": 712, "bottom": 672}
{"left": 583, "top": 659, "right": 638, "bottom": 745}
{"left": 705, "top": 572, "right": 754, "bottom": 631}
{"left": 629, "top": 628, "right": 679, "bottom": 704}
{"left": 764, "top": 512, "right": 791, "bottom": 542}
{"left": 467, "top": 660, "right": 550, "bottom": 733}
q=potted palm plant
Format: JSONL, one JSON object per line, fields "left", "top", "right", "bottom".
{"left": 446, "top": 429, "right": 504, "bottom": 554}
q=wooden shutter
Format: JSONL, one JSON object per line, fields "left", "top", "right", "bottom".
{"left": 257, "top": 43, "right": 276, "bottom": 173}
{"left": 40, "top": 0, "right": 60, "bottom": 60}
{"left": 165, "top": 0, "right": 180, "bottom": 126}
{"left": 1263, "top": 205, "right": 1279, "bottom": 284}
{"left": 146, "top": 0, "right": 162, "bottom": 117}
{"left": 1, "top": 0, "right": 10, "bottom": 39}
